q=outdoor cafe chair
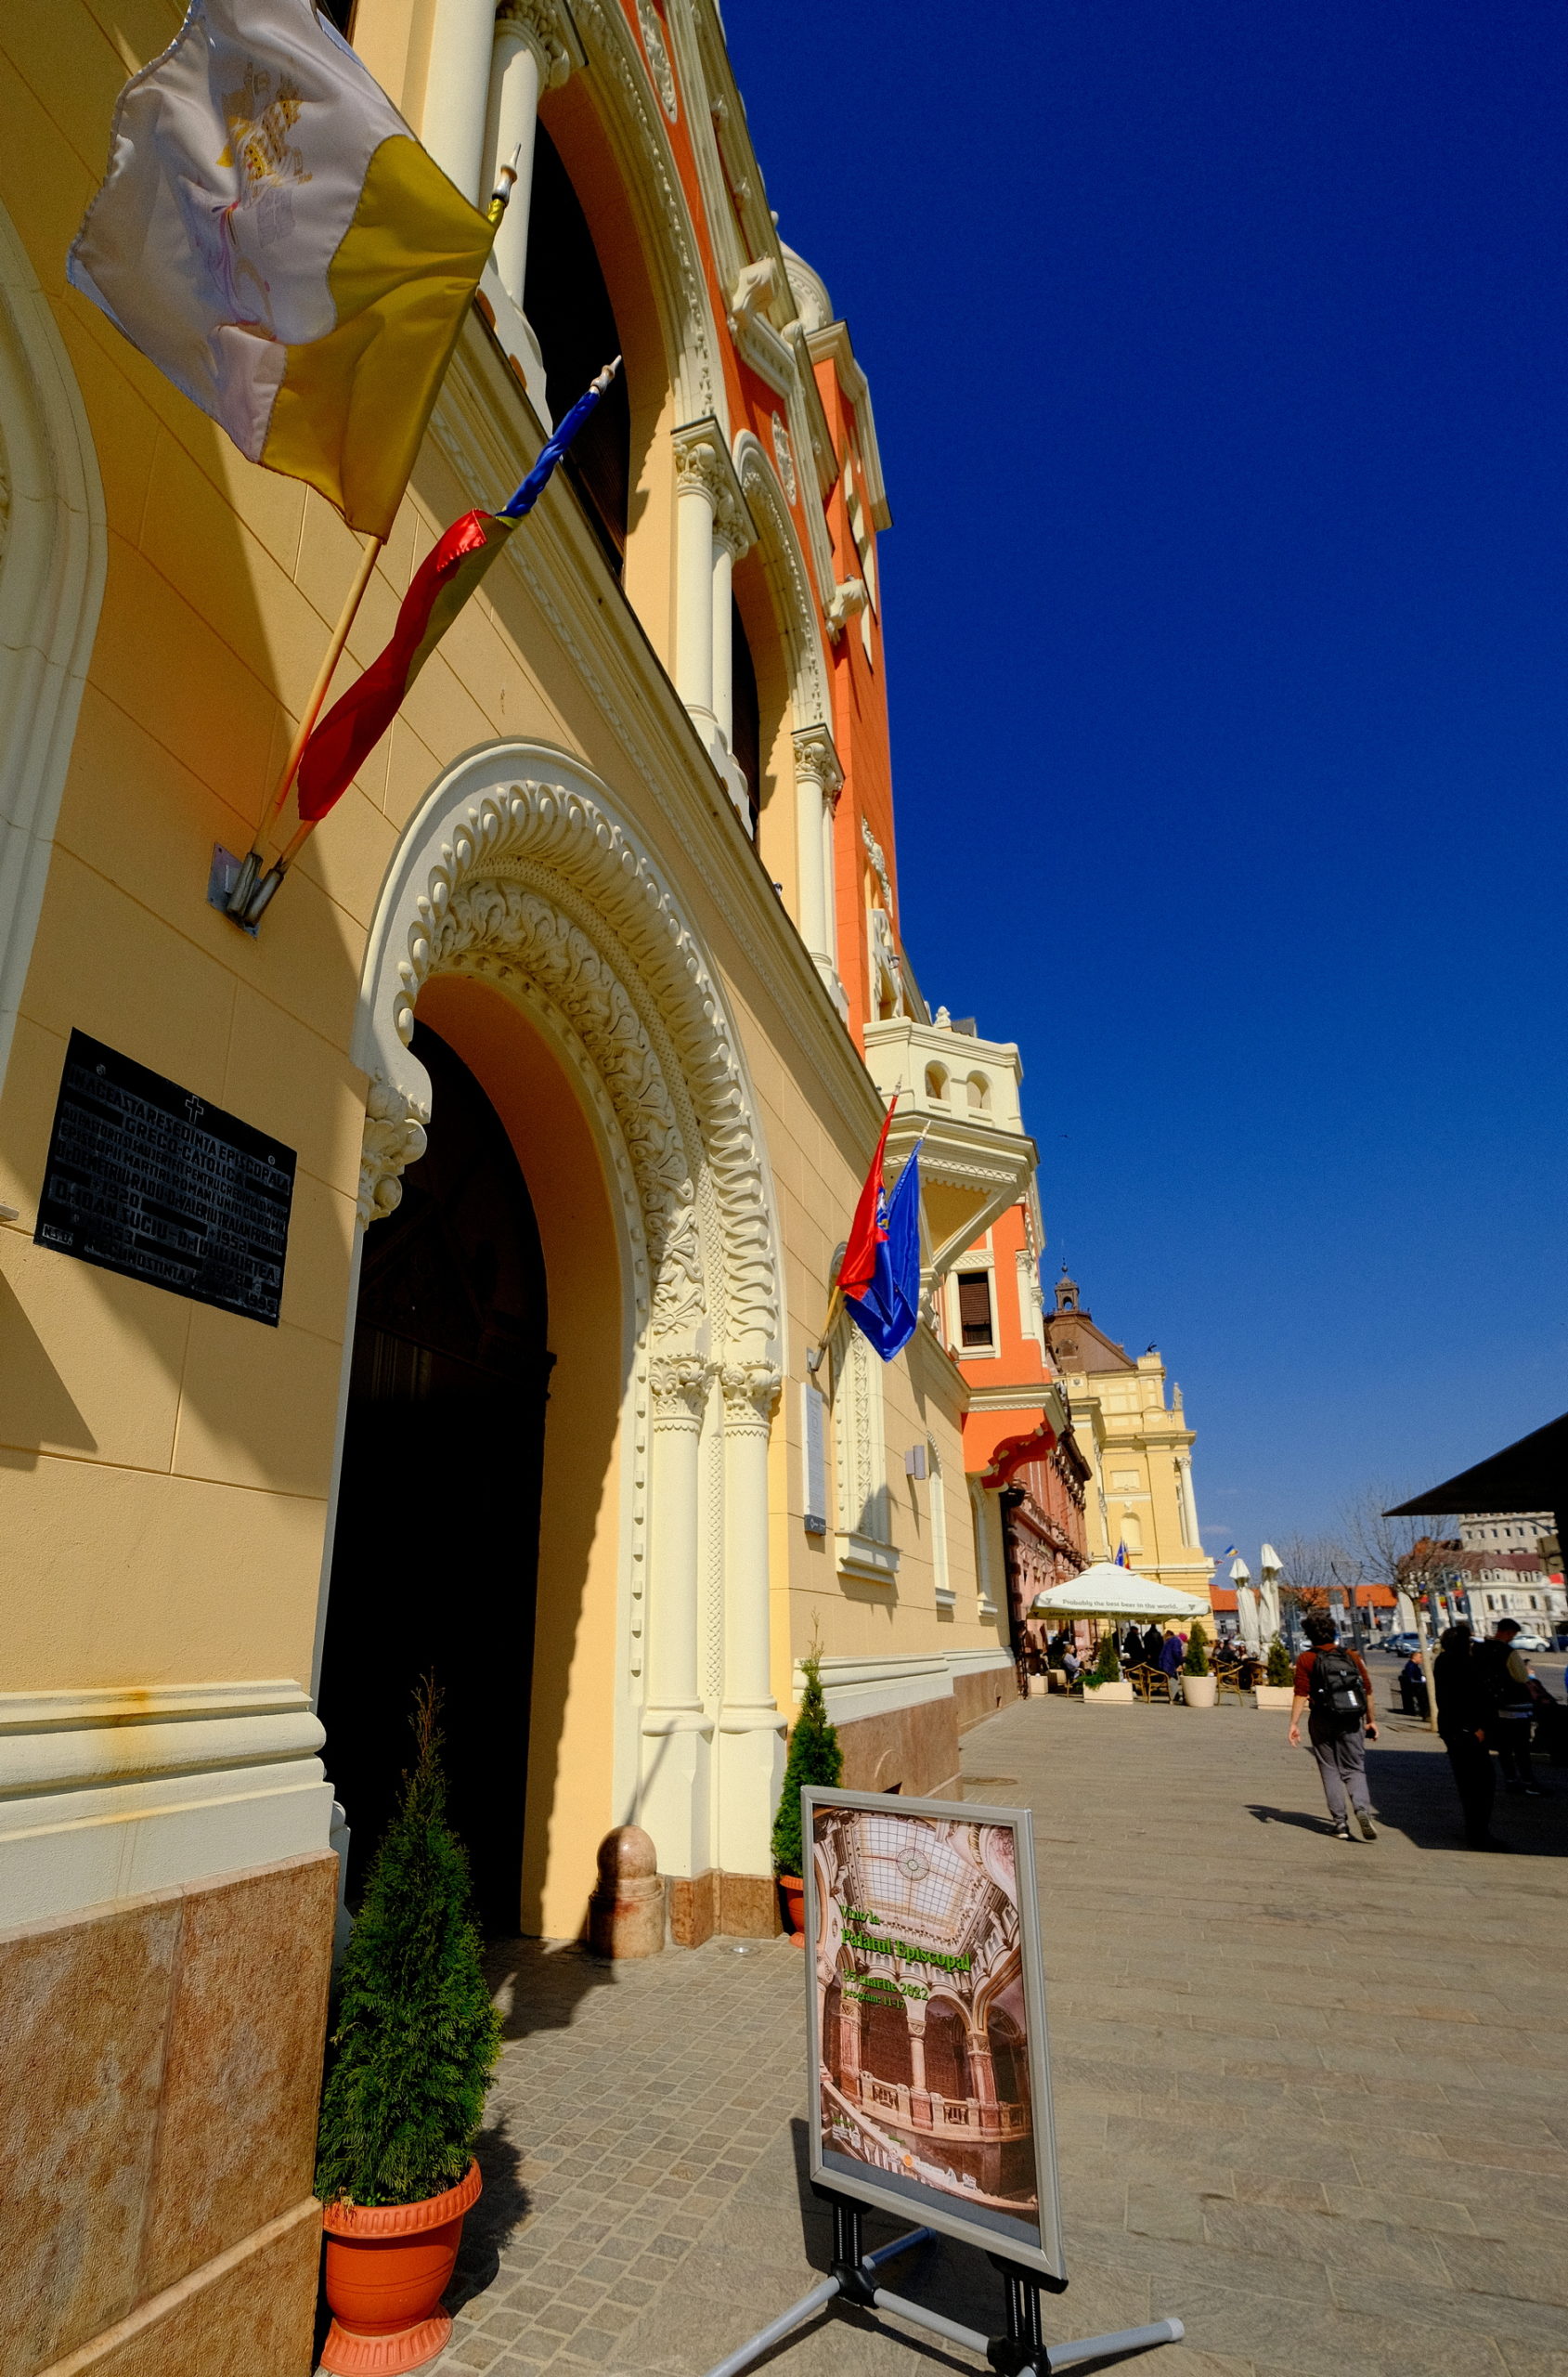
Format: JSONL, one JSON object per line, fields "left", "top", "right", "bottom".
{"left": 1214, "top": 1669, "right": 1245, "bottom": 1704}
{"left": 1144, "top": 1669, "right": 1173, "bottom": 1704}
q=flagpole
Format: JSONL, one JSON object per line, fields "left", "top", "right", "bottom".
{"left": 226, "top": 152, "right": 521, "bottom": 924}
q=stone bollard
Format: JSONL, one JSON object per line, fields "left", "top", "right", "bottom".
{"left": 588, "top": 1825, "right": 666, "bottom": 1958}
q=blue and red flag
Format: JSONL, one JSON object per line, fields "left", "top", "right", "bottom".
{"left": 294, "top": 359, "right": 618, "bottom": 824}
{"left": 843, "top": 1147, "right": 922, "bottom": 1359}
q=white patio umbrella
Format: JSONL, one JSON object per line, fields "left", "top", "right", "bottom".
{"left": 1258, "top": 1542, "right": 1283, "bottom": 1641}
{"left": 1231, "top": 1555, "right": 1260, "bottom": 1652}
{"left": 1030, "top": 1563, "right": 1211, "bottom": 1621}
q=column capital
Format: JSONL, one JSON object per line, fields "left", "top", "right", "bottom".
{"left": 649, "top": 1351, "right": 713, "bottom": 1424}
{"left": 496, "top": 0, "right": 577, "bottom": 85}
{"left": 791, "top": 721, "right": 843, "bottom": 802}
{"left": 719, "top": 1360, "right": 782, "bottom": 1426}
{"left": 672, "top": 416, "right": 754, "bottom": 555}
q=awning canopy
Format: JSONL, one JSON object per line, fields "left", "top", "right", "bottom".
{"left": 1030, "top": 1563, "right": 1211, "bottom": 1620}
{"left": 1386, "top": 1412, "right": 1568, "bottom": 1520}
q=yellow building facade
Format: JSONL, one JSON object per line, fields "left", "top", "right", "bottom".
{"left": 0, "top": 4, "right": 1041, "bottom": 2366}
{"left": 1043, "top": 1274, "right": 1214, "bottom": 1602}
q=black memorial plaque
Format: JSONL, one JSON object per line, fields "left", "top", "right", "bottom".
{"left": 34, "top": 1031, "right": 296, "bottom": 1325}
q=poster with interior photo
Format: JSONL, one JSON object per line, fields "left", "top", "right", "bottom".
{"left": 803, "top": 1786, "right": 1064, "bottom": 2280}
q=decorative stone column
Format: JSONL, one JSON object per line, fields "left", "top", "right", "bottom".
{"left": 791, "top": 723, "right": 845, "bottom": 1008}
{"left": 640, "top": 1352, "right": 713, "bottom": 1881}
{"left": 485, "top": 0, "right": 573, "bottom": 311}
{"left": 672, "top": 422, "right": 751, "bottom": 792}
{"left": 421, "top": 0, "right": 499, "bottom": 202}
{"left": 716, "top": 1362, "right": 784, "bottom": 1893}
{"left": 907, "top": 2002, "right": 930, "bottom": 2125}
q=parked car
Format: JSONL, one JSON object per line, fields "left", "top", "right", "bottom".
{"left": 1382, "top": 1632, "right": 1419, "bottom": 1656}
{"left": 1507, "top": 1631, "right": 1551, "bottom": 1653}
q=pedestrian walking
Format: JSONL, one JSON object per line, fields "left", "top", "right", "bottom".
{"left": 1478, "top": 1618, "right": 1544, "bottom": 1797}
{"left": 1288, "top": 1614, "right": 1379, "bottom": 1840}
{"left": 1432, "top": 1623, "right": 1505, "bottom": 1851}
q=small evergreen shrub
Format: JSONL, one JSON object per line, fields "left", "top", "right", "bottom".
{"left": 1265, "top": 1635, "right": 1293, "bottom": 1689}
{"left": 771, "top": 1650, "right": 842, "bottom": 1877}
{"left": 1183, "top": 1619, "right": 1210, "bottom": 1678}
{"left": 1085, "top": 1630, "right": 1123, "bottom": 1690}
{"left": 315, "top": 1683, "right": 501, "bottom": 2208}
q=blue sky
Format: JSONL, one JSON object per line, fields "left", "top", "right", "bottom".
{"left": 728, "top": 0, "right": 1568, "bottom": 1566}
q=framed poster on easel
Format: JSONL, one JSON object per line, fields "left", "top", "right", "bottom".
{"left": 803, "top": 1783, "right": 1065, "bottom": 2282}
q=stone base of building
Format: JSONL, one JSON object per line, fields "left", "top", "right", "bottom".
{"left": 4, "top": 1850, "right": 339, "bottom": 2377}
{"left": 667, "top": 1869, "right": 782, "bottom": 1946}
{"left": 33, "top": 2200, "right": 321, "bottom": 2377}
{"left": 952, "top": 1661, "right": 1017, "bottom": 1734}
{"left": 836, "top": 1664, "right": 1021, "bottom": 1802}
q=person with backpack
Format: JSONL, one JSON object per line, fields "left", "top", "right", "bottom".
{"left": 1288, "top": 1613, "right": 1379, "bottom": 1839}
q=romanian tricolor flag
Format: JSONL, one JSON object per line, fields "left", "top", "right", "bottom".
{"left": 295, "top": 365, "right": 619, "bottom": 822}
{"left": 68, "top": 0, "right": 493, "bottom": 539}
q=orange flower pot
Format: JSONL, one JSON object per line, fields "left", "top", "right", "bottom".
{"left": 319, "top": 2159, "right": 482, "bottom": 2374}
{"left": 777, "top": 1874, "right": 806, "bottom": 1936}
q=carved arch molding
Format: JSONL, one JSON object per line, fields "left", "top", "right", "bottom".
{"left": 0, "top": 198, "right": 107, "bottom": 1098}
{"left": 355, "top": 746, "right": 781, "bottom": 1376}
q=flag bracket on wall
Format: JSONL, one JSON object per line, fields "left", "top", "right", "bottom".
{"left": 208, "top": 846, "right": 261, "bottom": 937}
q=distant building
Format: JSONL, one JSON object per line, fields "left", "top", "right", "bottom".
{"left": 1042, "top": 1272, "right": 1214, "bottom": 1604}
{"left": 946, "top": 1186, "right": 1091, "bottom": 1670}
{"left": 1456, "top": 1513, "right": 1565, "bottom": 1630}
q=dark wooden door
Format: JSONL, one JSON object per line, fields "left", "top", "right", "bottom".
{"left": 318, "top": 1023, "right": 551, "bottom": 1935}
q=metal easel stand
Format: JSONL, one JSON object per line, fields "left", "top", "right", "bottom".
{"left": 701, "top": 2195, "right": 1184, "bottom": 2377}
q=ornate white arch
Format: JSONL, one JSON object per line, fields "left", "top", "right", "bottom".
{"left": 0, "top": 200, "right": 107, "bottom": 1098}
{"left": 732, "top": 430, "right": 845, "bottom": 1006}
{"left": 356, "top": 745, "right": 778, "bottom": 1357}
{"left": 732, "top": 428, "right": 831, "bottom": 733}
{"left": 352, "top": 744, "right": 785, "bottom": 1883}
{"left": 569, "top": 0, "right": 724, "bottom": 432}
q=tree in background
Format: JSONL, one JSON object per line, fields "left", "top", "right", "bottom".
{"left": 1343, "top": 1487, "right": 1459, "bottom": 1734}
{"left": 1275, "top": 1532, "right": 1339, "bottom": 1621}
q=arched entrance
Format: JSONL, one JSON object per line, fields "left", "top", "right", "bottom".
{"left": 318, "top": 1021, "right": 551, "bottom": 1934}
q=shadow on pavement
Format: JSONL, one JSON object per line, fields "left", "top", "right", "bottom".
{"left": 447, "top": 2116, "right": 531, "bottom": 2310}
{"left": 484, "top": 1931, "right": 620, "bottom": 2042}
{"left": 1367, "top": 1745, "right": 1567, "bottom": 1856}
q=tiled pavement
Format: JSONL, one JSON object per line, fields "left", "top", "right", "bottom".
{"left": 412, "top": 1692, "right": 1567, "bottom": 2377}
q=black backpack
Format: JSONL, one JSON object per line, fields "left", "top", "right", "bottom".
{"left": 1308, "top": 1647, "right": 1367, "bottom": 1729}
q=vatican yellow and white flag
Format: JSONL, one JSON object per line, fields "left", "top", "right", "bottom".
{"left": 68, "top": 0, "right": 494, "bottom": 538}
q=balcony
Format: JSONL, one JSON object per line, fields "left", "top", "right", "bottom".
{"left": 862, "top": 1009, "right": 1037, "bottom": 1274}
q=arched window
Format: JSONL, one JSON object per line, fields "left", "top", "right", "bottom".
{"left": 924, "top": 2002, "right": 971, "bottom": 2100}
{"left": 524, "top": 123, "right": 631, "bottom": 567}
{"left": 731, "top": 596, "right": 760, "bottom": 841}
{"left": 862, "top": 1994, "right": 913, "bottom": 2091}
{"left": 966, "top": 1073, "right": 991, "bottom": 1112}
{"left": 925, "top": 1065, "right": 949, "bottom": 1102}
{"left": 987, "top": 2009, "right": 1030, "bottom": 2114}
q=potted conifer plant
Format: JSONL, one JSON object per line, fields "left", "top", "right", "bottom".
{"left": 1082, "top": 1628, "right": 1134, "bottom": 1703}
{"left": 1181, "top": 1618, "right": 1217, "bottom": 1707}
{"left": 1255, "top": 1634, "right": 1296, "bottom": 1711}
{"left": 315, "top": 1685, "right": 501, "bottom": 2375}
{"left": 771, "top": 1645, "right": 842, "bottom": 1936}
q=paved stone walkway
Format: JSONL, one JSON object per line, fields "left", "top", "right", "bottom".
{"left": 415, "top": 1693, "right": 1567, "bottom": 2377}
